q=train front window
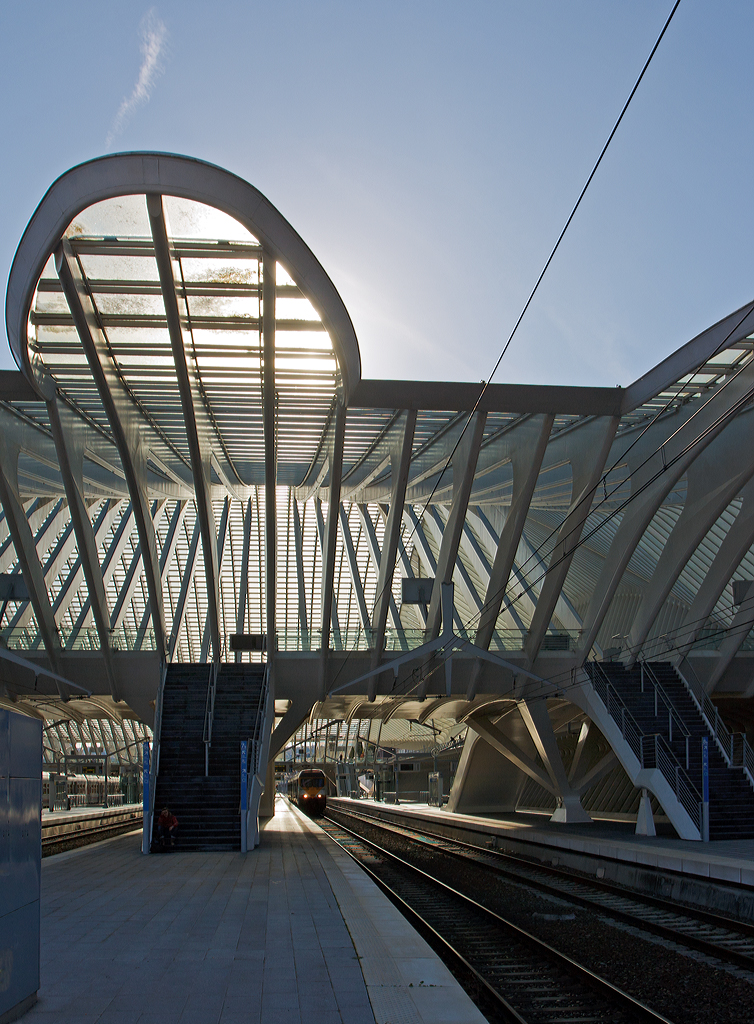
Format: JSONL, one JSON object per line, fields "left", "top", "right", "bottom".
{"left": 299, "top": 771, "right": 324, "bottom": 788}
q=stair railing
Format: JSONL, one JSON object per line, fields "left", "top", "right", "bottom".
{"left": 152, "top": 660, "right": 168, "bottom": 781}
{"left": 145, "top": 659, "right": 168, "bottom": 853}
{"left": 639, "top": 659, "right": 691, "bottom": 768}
{"left": 242, "top": 666, "right": 272, "bottom": 851}
{"left": 673, "top": 660, "right": 754, "bottom": 790}
{"left": 589, "top": 661, "right": 702, "bottom": 832}
{"left": 203, "top": 659, "right": 219, "bottom": 777}
{"left": 590, "top": 661, "right": 644, "bottom": 763}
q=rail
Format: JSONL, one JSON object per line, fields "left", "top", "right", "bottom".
{"left": 639, "top": 659, "right": 691, "bottom": 765}
{"left": 248, "top": 665, "right": 270, "bottom": 781}
{"left": 202, "top": 659, "right": 219, "bottom": 777}
{"left": 241, "top": 665, "right": 272, "bottom": 852}
{"left": 142, "top": 659, "right": 168, "bottom": 853}
{"left": 674, "top": 660, "right": 754, "bottom": 790}
{"left": 589, "top": 661, "right": 702, "bottom": 831}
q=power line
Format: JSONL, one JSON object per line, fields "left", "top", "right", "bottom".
{"left": 326, "top": 1, "right": 684, "bottom": 695}
{"left": 404, "top": 0, "right": 683, "bottom": 541}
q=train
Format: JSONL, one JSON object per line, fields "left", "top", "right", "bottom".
{"left": 286, "top": 768, "right": 327, "bottom": 815}
{"left": 42, "top": 770, "right": 141, "bottom": 809}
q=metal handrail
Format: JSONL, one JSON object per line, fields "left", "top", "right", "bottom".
{"left": 639, "top": 659, "right": 691, "bottom": 766}
{"left": 241, "top": 665, "right": 272, "bottom": 852}
{"left": 589, "top": 662, "right": 702, "bottom": 830}
{"left": 152, "top": 660, "right": 168, "bottom": 784}
{"left": 590, "top": 661, "right": 644, "bottom": 762}
{"left": 674, "top": 660, "right": 754, "bottom": 790}
{"left": 143, "top": 659, "right": 168, "bottom": 853}
{"left": 248, "top": 666, "right": 270, "bottom": 781}
{"left": 203, "top": 660, "right": 219, "bottom": 777}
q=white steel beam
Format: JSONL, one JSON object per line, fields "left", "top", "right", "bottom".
{"left": 403, "top": 506, "right": 464, "bottom": 635}
{"left": 148, "top": 195, "right": 222, "bottom": 664}
{"left": 518, "top": 698, "right": 592, "bottom": 822}
{"left": 200, "top": 497, "right": 230, "bottom": 663}
{"left": 293, "top": 498, "right": 309, "bottom": 649}
{"left": 320, "top": 403, "right": 346, "bottom": 659}
{"left": 110, "top": 501, "right": 168, "bottom": 633}
{"left": 360, "top": 506, "right": 403, "bottom": 634}
{"left": 137, "top": 500, "right": 187, "bottom": 637}
{"left": 263, "top": 252, "right": 277, "bottom": 663}
{"left": 626, "top": 413, "right": 754, "bottom": 662}
{"left": 578, "top": 358, "right": 754, "bottom": 662}
{"left": 526, "top": 416, "right": 618, "bottom": 666}
{"left": 235, "top": 497, "right": 253, "bottom": 661}
{"left": 315, "top": 498, "right": 341, "bottom": 648}
{"left": 425, "top": 412, "right": 487, "bottom": 640}
{"left": 169, "top": 516, "right": 201, "bottom": 661}
{"left": 55, "top": 239, "right": 168, "bottom": 658}
{"left": 467, "top": 715, "right": 556, "bottom": 795}
{"left": 0, "top": 435, "right": 62, "bottom": 673}
{"left": 47, "top": 397, "right": 118, "bottom": 693}
{"left": 338, "top": 505, "right": 370, "bottom": 633}
{"left": 370, "top": 411, "right": 416, "bottom": 668}
{"left": 675, "top": 476, "right": 754, "bottom": 660}
{"left": 68, "top": 499, "right": 128, "bottom": 642}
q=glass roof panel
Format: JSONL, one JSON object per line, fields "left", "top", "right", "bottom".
{"left": 162, "top": 195, "right": 259, "bottom": 244}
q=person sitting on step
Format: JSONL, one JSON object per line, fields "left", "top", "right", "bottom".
{"left": 156, "top": 807, "right": 178, "bottom": 849}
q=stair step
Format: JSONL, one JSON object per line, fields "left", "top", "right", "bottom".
{"left": 590, "top": 661, "right": 754, "bottom": 835}
{"left": 153, "top": 663, "right": 267, "bottom": 850}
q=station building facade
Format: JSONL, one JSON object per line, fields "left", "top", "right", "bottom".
{"left": 2, "top": 153, "right": 754, "bottom": 841}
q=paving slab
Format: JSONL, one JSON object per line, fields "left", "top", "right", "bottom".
{"left": 23, "top": 798, "right": 486, "bottom": 1024}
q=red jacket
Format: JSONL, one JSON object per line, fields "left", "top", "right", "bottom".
{"left": 157, "top": 812, "right": 178, "bottom": 829}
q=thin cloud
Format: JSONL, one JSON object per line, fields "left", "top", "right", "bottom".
{"left": 106, "top": 8, "right": 167, "bottom": 148}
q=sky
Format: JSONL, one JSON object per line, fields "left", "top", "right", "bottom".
{"left": 1, "top": 1, "right": 753, "bottom": 389}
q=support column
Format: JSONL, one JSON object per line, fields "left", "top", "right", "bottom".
{"left": 518, "top": 698, "right": 592, "bottom": 822}
{"left": 262, "top": 252, "right": 277, "bottom": 666}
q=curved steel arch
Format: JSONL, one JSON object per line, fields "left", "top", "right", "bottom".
{"left": 6, "top": 151, "right": 361, "bottom": 402}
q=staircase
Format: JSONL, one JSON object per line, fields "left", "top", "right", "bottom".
{"left": 152, "top": 663, "right": 266, "bottom": 851}
{"left": 594, "top": 661, "right": 754, "bottom": 840}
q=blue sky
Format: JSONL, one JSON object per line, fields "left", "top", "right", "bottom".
{"left": 1, "top": 1, "right": 752, "bottom": 388}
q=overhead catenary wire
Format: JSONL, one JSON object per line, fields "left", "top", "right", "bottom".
{"left": 478, "top": 302, "right": 754, "bottom": 623}
{"left": 329, "top": 344, "right": 754, "bottom": 703}
{"left": 379, "top": 603, "right": 754, "bottom": 718}
{"left": 458, "top": 359, "right": 754, "bottom": 645}
{"left": 325, "top": 1, "right": 684, "bottom": 695}
{"left": 403, "top": 0, "right": 684, "bottom": 541}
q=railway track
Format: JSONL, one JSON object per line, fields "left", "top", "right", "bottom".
{"left": 326, "top": 805, "right": 754, "bottom": 973}
{"left": 42, "top": 820, "right": 141, "bottom": 856}
{"left": 319, "top": 813, "right": 674, "bottom": 1024}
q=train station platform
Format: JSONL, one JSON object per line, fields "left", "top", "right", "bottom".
{"left": 329, "top": 797, "right": 754, "bottom": 912}
{"left": 25, "top": 798, "right": 486, "bottom": 1024}
{"left": 42, "top": 804, "right": 142, "bottom": 840}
